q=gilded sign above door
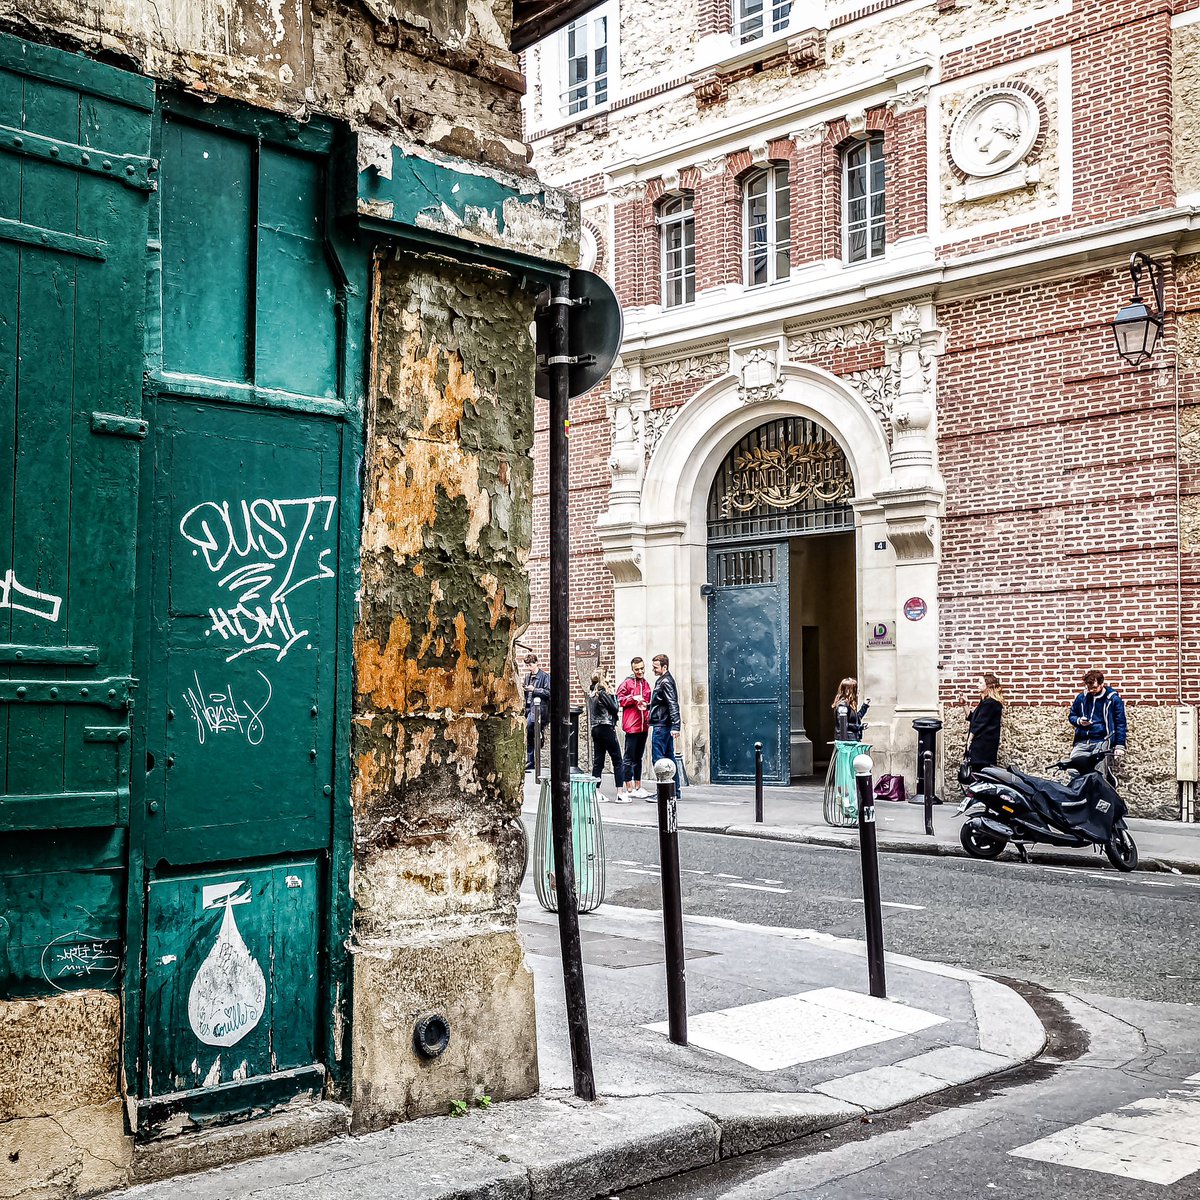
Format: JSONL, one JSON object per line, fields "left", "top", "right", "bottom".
{"left": 720, "top": 442, "right": 852, "bottom": 515}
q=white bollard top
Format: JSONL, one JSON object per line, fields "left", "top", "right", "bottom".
{"left": 853, "top": 753, "right": 874, "bottom": 777}
{"left": 653, "top": 757, "right": 677, "bottom": 781}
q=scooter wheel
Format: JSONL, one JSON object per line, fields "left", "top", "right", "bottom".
{"left": 1104, "top": 829, "right": 1138, "bottom": 873}
{"left": 960, "top": 820, "right": 1006, "bottom": 860}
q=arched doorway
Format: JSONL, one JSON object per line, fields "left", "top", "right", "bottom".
{"left": 706, "top": 416, "right": 856, "bottom": 783}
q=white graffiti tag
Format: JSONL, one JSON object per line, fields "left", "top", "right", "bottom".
{"left": 0, "top": 568, "right": 62, "bottom": 622}
{"left": 182, "top": 669, "right": 272, "bottom": 746}
{"left": 179, "top": 497, "right": 336, "bottom": 662}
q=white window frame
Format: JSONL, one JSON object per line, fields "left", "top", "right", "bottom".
{"left": 556, "top": 2, "right": 618, "bottom": 120}
{"left": 658, "top": 192, "right": 696, "bottom": 309}
{"left": 733, "top": 0, "right": 794, "bottom": 46}
{"left": 843, "top": 135, "right": 885, "bottom": 265}
{"left": 742, "top": 164, "right": 791, "bottom": 287}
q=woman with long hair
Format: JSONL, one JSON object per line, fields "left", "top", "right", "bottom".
{"left": 831, "top": 677, "right": 870, "bottom": 742}
{"left": 588, "top": 670, "right": 628, "bottom": 801}
{"left": 966, "top": 672, "right": 1005, "bottom": 771}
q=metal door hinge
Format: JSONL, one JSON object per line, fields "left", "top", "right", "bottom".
{"left": 92, "top": 411, "right": 148, "bottom": 439}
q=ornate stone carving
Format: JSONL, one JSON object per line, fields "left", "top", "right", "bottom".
{"left": 787, "top": 28, "right": 825, "bottom": 75}
{"left": 642, "top": 406, "right": 677, "bottom": 458}
{"left": 645, "top": 351, "right": 727, "bottom": 386}
{"left": 790, "top": 123, "right": 826, "bottom": 150}
{"left": 787, "top": 317, "right": 889, "bottom": 356}
{"left": 843, "top": 366, "right": 898, "bottom": 432}
{"left": 693, "top": 74, "right": 727, "bottom": 109}
{"left": 884, "top": 305, "right": 946, "bottom": 484}
{"left": 697, "top": 156, "right": 727, "bottom": 178}
{"left": 608, "top": 181, "right": 647, "bottom": 201}
{"left": 608, "top": 388, "right": 648, "bottom": 480}
{"left": 949, "top": 86, "right": 1040, "bottom": 180}
{"left": 738, "top": 346, "right": 783, "bottom": 406}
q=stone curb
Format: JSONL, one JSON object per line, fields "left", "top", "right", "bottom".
{"left": 108, "top": 943, "right": 1048, "bottom": 1200}
{"left": 609, "top": 817, "right": 1200, "bottom": 876}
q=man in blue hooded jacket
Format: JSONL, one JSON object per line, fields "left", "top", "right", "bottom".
{"left": 1068, "top": 669, "right": 1127, "bottom": 772}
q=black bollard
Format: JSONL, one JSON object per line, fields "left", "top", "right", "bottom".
{"left": 854, "top": 754, "right": 887, "bottom": 999}
{"left": 754, "top": 741, "right": 764, "bottom": 823}
{"left": 655, "top": 757, "right": 687, "bottom": 1045}
{"left": 922, "top": 749, "right": 934, "bottom": 836}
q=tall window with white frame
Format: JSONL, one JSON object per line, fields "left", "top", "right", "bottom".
{"left": 659, "top": 192, "right": 696, "bottom": 308}
{"left": 733, "top": 0, "right": 793, "bottom": 45}
{"left": 843, "top": 135, "right": 885, "bottom": 263}
{"left": 561, "top": 9, "right": 610, "bottom": 116}
{"left": 744, "top": 164, "right": 791, "bottom": 287}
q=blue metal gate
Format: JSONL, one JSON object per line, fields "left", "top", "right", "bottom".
{"left": 707, "top": 544, "right": 789, "bottom": 783}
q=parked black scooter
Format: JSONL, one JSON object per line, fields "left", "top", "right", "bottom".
{"left": 956, "top": 740, "right": 1138, "bottom": 872}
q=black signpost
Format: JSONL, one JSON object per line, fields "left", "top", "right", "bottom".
{"left": 535, "top": 269, "right": 622, "bottom": 1102}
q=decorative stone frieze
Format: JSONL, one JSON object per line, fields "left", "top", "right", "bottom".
{"left": 843, "top": 366, "right": 898, "bottom": 434}
{"left": 645, "top": 351, "right": 728, "bottom": 386}
{"left": 786, "top": 316, "right": 889, "bottom": 356}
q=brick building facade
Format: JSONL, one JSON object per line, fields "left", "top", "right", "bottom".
{"left": 523, "top": 0, "right": 1200, "bottom": 816}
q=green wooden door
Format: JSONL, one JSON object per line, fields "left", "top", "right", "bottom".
{"left": 0, "top": 37, "right": 152, "bottom": 992}
{"left": 136, "top": 104, "right": 356, "bottom": 1124}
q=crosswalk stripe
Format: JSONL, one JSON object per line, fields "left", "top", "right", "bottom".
{"left": 1010, "top": 1076, "right": 1200, "bottom": 1185}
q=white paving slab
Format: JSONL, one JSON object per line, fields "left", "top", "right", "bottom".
{"left": 1010, "top": 1078, "right": 1200, "bottom": 1185}
{"left": 644, "top": 989, "right": 944, "bottom": 1072}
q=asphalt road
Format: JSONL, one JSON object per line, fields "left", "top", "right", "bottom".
{"left": 582, "top": 826, "right": 1200, "bottom": 1199}
{"left": 568, "top": 830, "right": 1200, "bottom": 1195}
{"left": 596, "top": 824, "right": 1200, "bottom": 1005}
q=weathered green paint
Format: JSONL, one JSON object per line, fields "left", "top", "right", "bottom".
{"left": 142, "top": 861, "right": 320, "bottom": 1102}
{"left": 130, "top": 99, "right": 366, "bottom": 1127}
{"left": 0, "top": 828, "right": 125, "bottom": 996}
{"left": 355, "top": 138, "right": 573, "bottom": 281}
{"left": 0, "top": 35, "right": 150, "bottom": 1003}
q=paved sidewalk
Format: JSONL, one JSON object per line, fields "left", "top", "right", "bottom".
{"left": 521, "top": 776, "right": 1200, "bottom": 874}
{"left": 110, "top": 904, "right": 1046, "bottom": 1200}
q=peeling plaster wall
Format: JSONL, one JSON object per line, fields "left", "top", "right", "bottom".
{"left": 0, "top": 993, "right": 129, "bottom": 1200}
{"left": 2, "top": 0, "right": 529, "bottom": 169}
{"left": 1176, "top": 25, "right": 1200, "bottom": 198}
{"left": 350, "top": 253, "right": 537, "bottom": 1129}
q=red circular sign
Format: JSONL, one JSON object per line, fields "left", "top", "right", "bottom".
{"left": 903, "top": 596, "right": 928, "bottom": 622}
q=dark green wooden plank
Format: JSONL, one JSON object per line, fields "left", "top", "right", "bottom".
{"left": 255, "top": 148, "right": 337, "bottom": 398}
{"left": 160, "top": 119, "right": 252, "bottom": 382}
{"left": 143, "top": 861, "right": 319, "bottom": 1095}
{"left": 0, "top": 827, "right": 125, "bottom": 998}
{"left": 0, "top": 31, "right": 154, "bottom": 112}
{"left": 147, "top": 403, "right": 339, "bottom": 866}
{"left": 0, "top": 790, "right": 124, "bottom": 832}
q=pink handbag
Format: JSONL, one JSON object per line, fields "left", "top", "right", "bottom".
{"left": 873, "top": 774, "right": 906, "bottom": 802}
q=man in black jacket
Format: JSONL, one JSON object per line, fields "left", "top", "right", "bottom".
{"left": 523, "top": 653, "right": 550, "bottom": 771}
{"left": 648, "top": 653, "right": 682, "bottom": 799}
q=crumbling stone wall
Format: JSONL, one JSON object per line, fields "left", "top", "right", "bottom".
{"left": 350, "top": 252, "right": 538, "bottom": 1127}
{"left": 0, "top": 0, "right": 529, "bottom": 169}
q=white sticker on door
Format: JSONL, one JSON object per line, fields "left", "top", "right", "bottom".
{"left": 187, "top": 894, "right": 267, "bottom": 1048}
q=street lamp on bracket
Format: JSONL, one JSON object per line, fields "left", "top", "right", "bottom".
{"left": 1111, "top": 251, "right": 1166, "bottom": 365}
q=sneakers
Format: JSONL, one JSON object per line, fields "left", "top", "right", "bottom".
{"left": 611, "top": 794, "right": 634, "bottom": 804}
{"left": 631, "top": 786, "right": 650, "bottom": 799}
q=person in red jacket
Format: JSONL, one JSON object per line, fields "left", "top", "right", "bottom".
{"left": 616, "top": 656, "right": 652, "bottom": 799}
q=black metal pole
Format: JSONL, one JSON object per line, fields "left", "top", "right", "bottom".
{"left": 754, "top": 741, "right": 764, "bottom": 823}
{"left": 533, "top": 697, "right": 542, "bottom": 784}
{"left": 655, "top": 757, "right": 687, "bottom": 1044}
{"left": 854, "top": 757, "right": 887, "bottom": 999}
{"left": 922, "top": 749, "right": 934, "bottom": 836}
{"left": 545, "top": 278, "right": 596, "bottom": 1100}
